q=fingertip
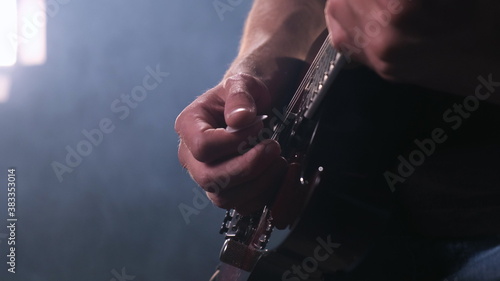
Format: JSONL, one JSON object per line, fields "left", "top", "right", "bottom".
{"left": 226, "top": 106, "right": 256, "bottom": 128}
{"left": 223, "top": 73, "right": 271, "bottom": 129}
{"left": 261, "top": 139, "right": 281, "bottom": 155}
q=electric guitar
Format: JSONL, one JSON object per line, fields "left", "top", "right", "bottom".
{"left": 209, "top": 33, "right": 446, "bottom": 281}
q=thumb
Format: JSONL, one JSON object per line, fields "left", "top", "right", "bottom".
{"left": 223, "top": 73, "right": 270, "bottom": 129}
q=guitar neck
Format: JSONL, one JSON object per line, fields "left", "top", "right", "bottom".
{"left": 213, "top": 35, "right": 350, "bottom": 281}
{"left": 272, "top": 36, "right": 346, "bottom": 141}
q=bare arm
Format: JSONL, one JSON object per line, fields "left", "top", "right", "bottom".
{"left": 225, "top": 0, "right": 327, "bottom": 108}
{"left": 239, "top": 0, "right": 326, "bottom": 60}
{"left": 175, "top": 0, "right": 326, "bottom": 214}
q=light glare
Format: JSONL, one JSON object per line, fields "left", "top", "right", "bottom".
{"left": 18, "top": 0, "right": 47, "bottom": 65}
{"left": 0, "top": 74, "right": 12, "bottom": 103}
{"left": 0, "top": 0, "right": 18, "bottom": 67}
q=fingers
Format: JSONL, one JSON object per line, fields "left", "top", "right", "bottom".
{"left": 175, "top": 73, "right": 271, "bottom": 163}
{"left": 179, "top": 139, "right": 281, "bottom": 190}
{"left": 179, "top": 138, "right": 286, "bottom": 211}
{"left": 175, "top": 90, "right": 263, "bottom": 163}
{"left": 325, "top": 0, "right": 370, "bottom": 65}
{"left": 230, "top": 157, "right": 288, "bottom": 215}
{"left": 205, "top": 156, "right": 288, "bottom": 214}
{"left": 324, "top": 0, "right": 415, "bottom": 80}
{"left": 176, "top": 72, "right": 281, "bottom": 212}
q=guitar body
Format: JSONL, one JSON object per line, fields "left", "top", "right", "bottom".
{"left": 246, "top": 65, "right": 438, "bottom": 280}
{"left": 211, "top": 37, "right": 457, "bottom": 281}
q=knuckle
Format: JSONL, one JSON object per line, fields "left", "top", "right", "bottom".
{"left": 195, "top": 169, "right": 231, "bottom": 194}
{"left": 173, "top": 110, "right": 186, "bottom": 136}
{"left": 237, "top": 148, "right": 263, "bottom": 175}
{"left": 224, "top": 73, "right": 255, "bottom": 86}
{"left": 368, "top": 34, "right": 405, "bottom": 82}
{"left": 206, "top": 193, "right": 233, "bottom": 210}
{"left": 372, "top": 58, "right": 401, "bottom": 82}
{"left": 389, "top": 1, "right": 419, "bottom": 27}
{"left": 223, "top": 74, "right": 249, "bottom": 95}
{"left": 325, "top": 0, "right": 340, "bottom": 14}
{"left": 330, "top": 31, "right": 348, "bottom": 50}
{"left": 177, "top": 143, "right": 188, "bottom": 169}
{"left": 224, "top": 73, "right": 270, "bottom": 105}
{"left": 196, "top": 175, "right": 214, "bottom": 192}
{"left": 189, "top": 137, "right": 216, "bottom": 163}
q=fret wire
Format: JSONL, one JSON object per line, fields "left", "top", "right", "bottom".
{"left": 272, "top": 35, "right": 337, "bottom": 140}
{"left": 288, "top": 36, "right": 331, "bottom": 106}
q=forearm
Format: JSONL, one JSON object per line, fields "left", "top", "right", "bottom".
{"left": 225, "top": 0, "right": 326, "bottom": 105}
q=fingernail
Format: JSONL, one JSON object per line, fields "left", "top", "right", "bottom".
{"left": 228, "top": 107, "right": 250, "bottom": 117}
{"left": 263, "top": 140, "right": 276, "bottom": 154}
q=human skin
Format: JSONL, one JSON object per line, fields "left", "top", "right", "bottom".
{"left": 176, "top": 0, "right": 326, "bottom": 214}
{"left": 176, "top": 0, "right": 500, "bottom": 214}
{"left": 325, "top": 0, "right": 500, "bottom": 102}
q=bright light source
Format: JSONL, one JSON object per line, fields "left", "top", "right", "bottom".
{"left": 0, "top": 74, "right": 12, "bottom": 103}
{"left": 0, "top": 0, "right": 18, "bottom": 67}
{"left": 0, "top": 0, "right": 47, "bottom": 67}
{"left": 18, "top": 0, "right": 47, "bottom": 65}
{"left": 0, "top": 0, "right": 48, "bottom": 103}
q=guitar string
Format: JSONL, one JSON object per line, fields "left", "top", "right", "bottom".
{"left": 288, "top": 37, "right": 332, "bottom": 112}
{"left": 271, "top": 36, "right": 337, "bottom": 140}
{"left": 271, "top": 38, "right": 329, "bottom": 140}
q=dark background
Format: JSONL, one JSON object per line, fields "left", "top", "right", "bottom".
{"left": 0, "top": 0, "right": 253, "bottom": 280}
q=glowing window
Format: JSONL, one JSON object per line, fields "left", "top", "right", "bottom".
{"left": 0, "top": 0, "right": 47, "bottom": 67}
{"left": 0, "top": 0, "right": 18, "bottom": 67}
{"left": 0, "top": 0, "right": 47, "bottom": 102}
{"left": 17, "top": 0, "right": 47, "bottom": 65}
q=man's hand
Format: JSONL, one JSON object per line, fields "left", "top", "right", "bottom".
{"left": 175, "top": 0, "right": 326, "bottom": 214}
{"left": 175, "top": 73, "right": 287, "bottom": 214}
{"left": 325, "top": 0, "right": 500, "bottom": 99}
